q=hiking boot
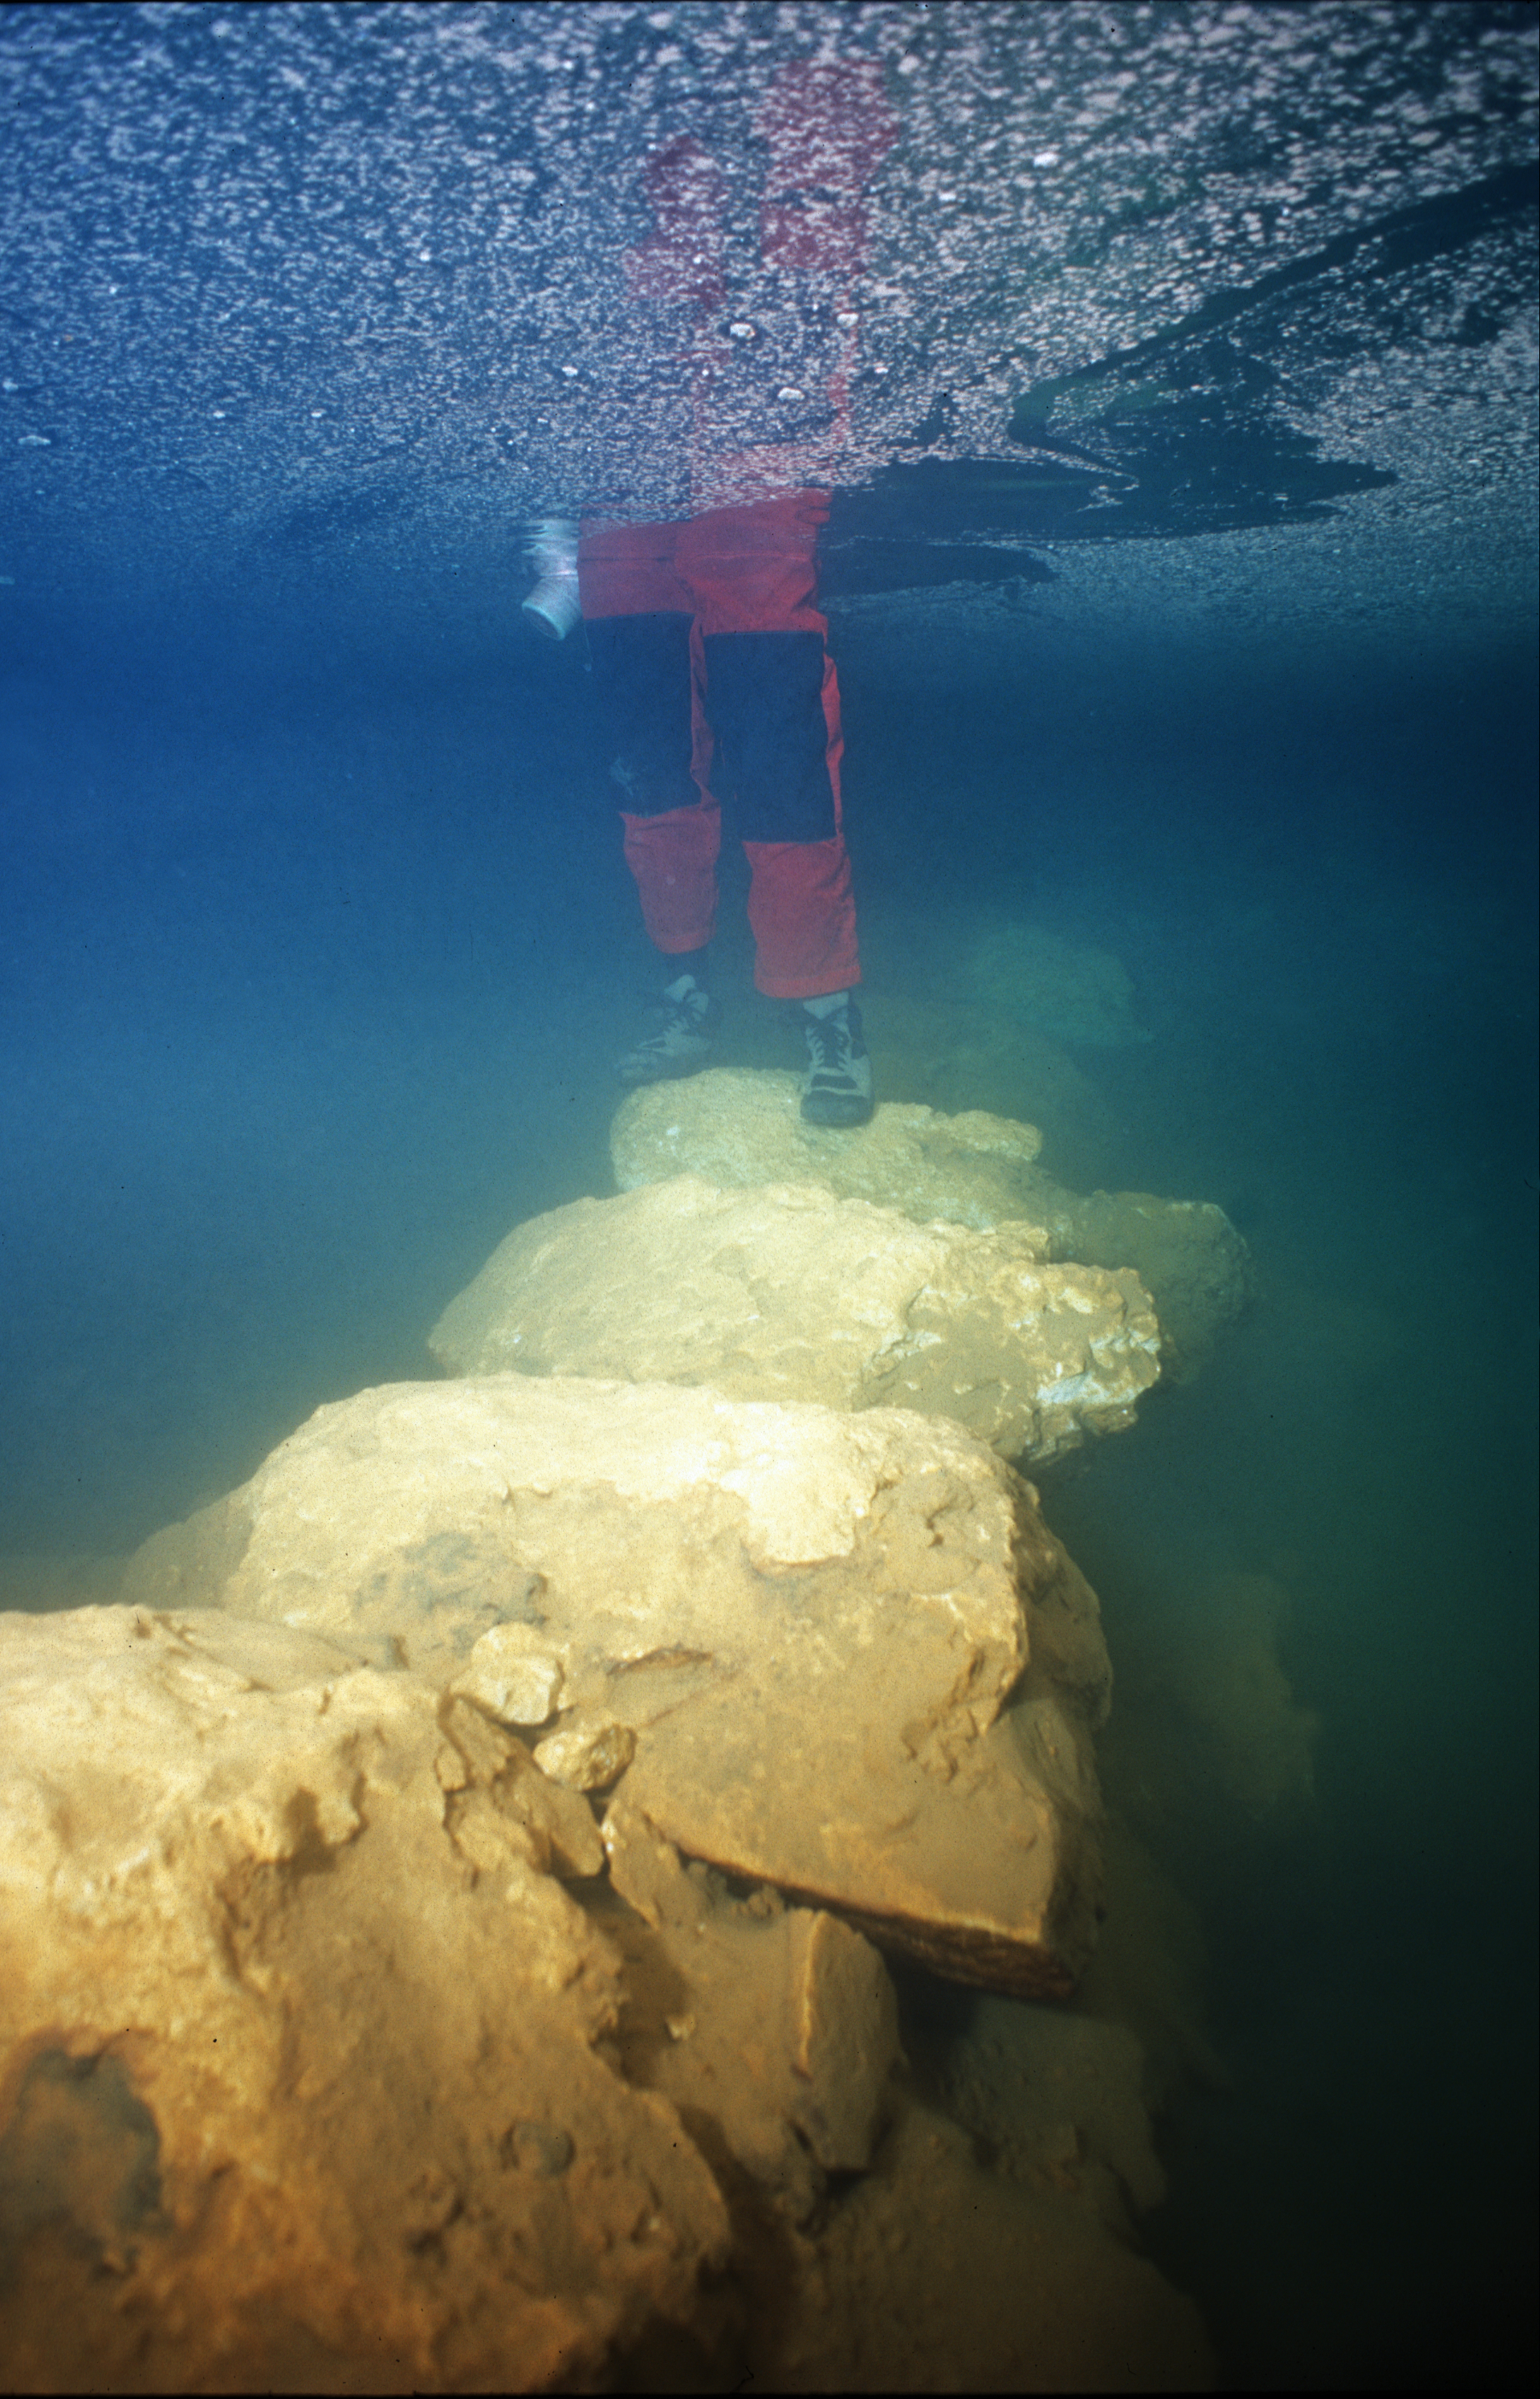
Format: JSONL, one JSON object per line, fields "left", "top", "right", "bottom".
{"left": 800, "top": 996, "right": 874, "bottom": 1127}
{"left": 616, "top": 974, "right": 720, "bottom": 1087}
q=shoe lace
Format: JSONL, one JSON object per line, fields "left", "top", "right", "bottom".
{"left": 805, "top": 1012, "right": 849, "bottom": 1074}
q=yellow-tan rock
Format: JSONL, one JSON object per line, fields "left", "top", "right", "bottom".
{"left": 536, "top": 1716, "right": 636, "bottom": 1792}
{"left": 742, "top": 2097, "right": 1214, "bottom": 2389}
{"left": 600, "top": 1801, "right": 903, "bottom": 2217}
{"left": 612, "top": 1066, "right": 1047, "bottom": 1228}
{"left": 121, "top": 1374, "right": 1111, "bottom": 1997}
{"left": 428, "top": 1173, "right": 1161, "bottom": 1466}
{"left": 612, "top": 1068, "right": 1252, "bottom": 1377}
{"left": 0, "top": 1604, "right": 727, "bottom": 2393}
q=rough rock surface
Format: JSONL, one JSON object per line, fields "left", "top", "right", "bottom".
{"left": 931, "top": 1990, "right": 1167, "bottom": 2217}
{"left": 589, "top": 1809, "right": 1212, "bottom": 2384}
{"left": 1032, "top": 1185, "right": 1254, "bottom": 1386}
{"left": 428, "top": 1173, "right": 1161, "bottom": 1467}
{"left": 612, "top": 1069, "right": 1253, "bottom": 1378}
{"left": 0, "top": 1605, "right": 727, "bottom": 2393}
{"left": 742, "top": 2097, "right": 1212, "bottom": 2391}
{"left": 613, "top": 1067, "right": 1048, "bottom": 1226}
{"left": 0, "top": 1600, "right": 1209, "bottom": 2392}
{"left": 122, "top": 1373, "right": 1112, "bottom": 1998}
{"left": 598, "top": 1801, "right": 903, "bottom": 2222}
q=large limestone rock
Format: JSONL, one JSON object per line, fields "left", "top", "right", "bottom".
{"left": 0, "top": 1602, "right": 1209, "bottom": 2391}
{"left": 122, "top": 1374, "right": 1112, "bottom": 1998}
{"left": 0, "top": 1605, "right": 728, "bottom": 2392}
{"left": 613, "top": 1067, "right": 1049, "bottom": 1226}
{"left": 597, "top": 1801, "right": 903, "bottom": 2222}
{"left": 612, "top": 1070, "right": 1252, "bottom": 1379}
{"left": 428, "top": 1173, "right": 1161, "bottom": 1467}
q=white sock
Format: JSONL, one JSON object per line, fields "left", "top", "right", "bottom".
{"left": 802, "top": 990, "right": 849, "bottom": 1020}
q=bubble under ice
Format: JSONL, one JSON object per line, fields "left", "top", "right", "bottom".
{"left": 0, "top": 1, "right": 1534, "bottom": 661}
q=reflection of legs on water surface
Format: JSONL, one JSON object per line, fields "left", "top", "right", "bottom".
{"left": 580, "top": 497, "right": 872, "bottom": 1122}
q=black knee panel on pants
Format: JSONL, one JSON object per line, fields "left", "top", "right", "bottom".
{"left": 702, "top": 630, "right": 837, "bottom": 843}
{"left": 586, "top": 610, "right": 697, "bottom": 814}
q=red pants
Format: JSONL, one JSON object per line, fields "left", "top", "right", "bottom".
{"left": 578, "top": 492, "right": 859, "bottom": 1000}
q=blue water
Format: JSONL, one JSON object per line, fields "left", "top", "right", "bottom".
{"left": 2, "top": 597, "right": 1532, "bottom": 2386}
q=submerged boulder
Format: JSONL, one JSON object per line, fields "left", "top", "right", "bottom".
{"left": 428, "top": 1173, "right": 1161, "bottom": 1467}
{"left": 611, "top": 1067, "right": 1049, "bottom": 1228}
{"left": 969, "top": 922, "right": 1153, "bottom": 1048}
{"left": 612, "top": 1069, "right": 1252, "bottom": 1379}
{"left": 0, "top": 1600, "right": 1207, "bottom": 2393}
{"left": 0, "top": 1604, "right": 727, "bottom": 2393}
{"left": 599, "top": 1801, "right": 904, "bottom": 2222}
{"left": 122, "top": 1373, "right": 1111, "bottom": 1999}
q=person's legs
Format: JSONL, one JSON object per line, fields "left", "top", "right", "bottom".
{"left": 678, "top": 492, "right": 871, "bottom": 1123}
{"left": 579, "top": 519, "right": 723, "bottom": 1082}
{"left": 675, "top": 493, "right": 858, "bottom": 996}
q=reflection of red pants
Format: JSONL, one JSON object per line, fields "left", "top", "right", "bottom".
{"left": 578, "top": 491, "right": 859, "bottom": 1000}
